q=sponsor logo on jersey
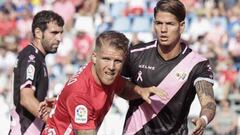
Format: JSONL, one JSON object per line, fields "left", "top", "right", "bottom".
{"left": 138, "top": 64, "right": 155, "bottom": 70}
{"left": 26, "top": 64, "right": 35, "bottom": 80}
{"left": 75, "top": 105, "right": 88, "bottom": 124}
{"left": 175, "top": 71, "right": 188, "bottom": 81}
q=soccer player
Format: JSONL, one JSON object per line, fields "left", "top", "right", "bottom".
{"left": 121, "top": 0, "right": 216, "bottom": 135}
{"left": 41, "top": 31, "right": 168, "bottom": 135}
{"left": 9, "top": 10, "right": 64, "bottom": 135}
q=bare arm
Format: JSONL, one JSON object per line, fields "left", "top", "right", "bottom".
{"left": 196, "top": 80, "right": 216, "bottom": 123}
{"left": 117, "top": 79, "right": 169, "bottom": 103}
{"left": 20, "top": 88, "right": 41, "bottom": 119}
{"left": 75, "top": 129, "right": 97, "bottom": 135}
{"left": 192, "top": 80, "right": 216, "bottom": 135}
{"left": 117, "top": 79, "right": 140, "bottom": 100}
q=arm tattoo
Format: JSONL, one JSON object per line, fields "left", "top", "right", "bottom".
{"left": 195, "top": 80, "right": 216, "bottom": 121}
{"left": 195, "top": 80, "right": 214, "bottom": 97}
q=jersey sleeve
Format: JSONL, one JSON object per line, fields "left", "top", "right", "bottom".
{"left": 193, "top": 60, "right": 214, "bottom": 86}
{"left": 66, "top": 94, "right": 96, "bottom": 130}
{"left": 19, "top": 54, "right": 39, "bottom": 91}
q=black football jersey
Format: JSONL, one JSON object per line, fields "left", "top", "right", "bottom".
{"left": 122, "top": 40, "right": 214, "bottom": 135}
{"left": 10, "top": 44, "right": 48, "bottom": 134}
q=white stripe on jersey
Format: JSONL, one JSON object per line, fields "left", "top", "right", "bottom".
{"left": 182, "top": 45, "right": 188, "bottom": 54}
{"left": 193, "top": 77, "right": 214, "bottom": 86}
{"left": 64, "top": 124, "right": 72, "bottom": 135}
{"left": 20, "top": 80, "right": 36, "bottom": 90}
{"left": 130, "top": 41, "right": 157, "bottom": 53}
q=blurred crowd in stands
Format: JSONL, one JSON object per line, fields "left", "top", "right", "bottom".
{"left": 0, "top": 0, "right": 239, "bottom": 134}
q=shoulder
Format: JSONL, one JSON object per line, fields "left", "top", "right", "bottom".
{"left": 182, "top": 43, "right": 211, "bottom": 70}
{"left": 19, "top": 45, "right": 37, "bottom": 56}
{"left": 182, "top": 42, "right": 207, "bottom": 62}
{"left": 65, "top": 63, "right": 91, "bottom": 91}
{"left": 184, "top": 48, "right": 210, "bottom": 69}
{"left": 18, "top": 45, "right": 40, "bottom": 62}
{"left": 129, "top": 40, "right": 157, "bottom": 53}
{"left": 188, "top": 51, "right": 208, "bottom": 63}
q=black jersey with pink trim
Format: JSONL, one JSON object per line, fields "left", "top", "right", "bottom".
{"left": 121, "top": 40, "right": 214, "bottom": 135}
{"left": 9, "top": 44, "right": 48, "bottom": 135}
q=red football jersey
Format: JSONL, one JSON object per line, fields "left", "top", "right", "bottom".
{"left": 42, "top": 62, "right": 125, "bottom": 135}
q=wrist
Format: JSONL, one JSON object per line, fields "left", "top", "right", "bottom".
{"left": 134, "top": 85, "right": 142, "bottom": 95}
{"left": 200, "top": 115, "right": 208, "bottom": 125}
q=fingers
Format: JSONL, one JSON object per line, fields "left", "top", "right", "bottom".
{"left": 150, "top": 86, "right": 169, "bottom": 101}
{"left": 191, "top": 118, "right": 197, "bottom": 125}
{"left": 141, "top": 93, "right": 151, "bottom": 104}
{"left": 141, "top": 86, "right": 169, "bottom": 104}
{"left": 38, "top": 105, "right": 47, "bottom": 118}
{"left": 38, "top": 101, "right": 50, "bottom": 119}
{"left": 39, "top": 106, "right": 51, "bottom": 121}
{"left": 39, "top": 107, "right": 51, "bottom": 123}
{"left": 191, "top": 118, "right": 205, "bottom": 135}
{"left": 145, "top": 98, "right": 151, "bottom": 104}
{"left": 192, "top": 126, "right": 204, "bottom": 135}
{"left": 192, "top": 127, "right": 204, "bottom": 135}
{"left": 38, "top": 101, "right": 47, "bottom": 112}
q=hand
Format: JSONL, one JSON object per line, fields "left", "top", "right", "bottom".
{"left": 44, "top": 97, "right": 56, "bottom": 108}
{"left": 38, "top": 101, "right": 49, "bottom": 122}
{"left": 140, "top": 86, "right": 169, "bottom": 104}
{"left": 38, "top": 98, "right": 55, "bottom": 122}
{"left": 191, "top": 117, "right": 207, "bottom": 135}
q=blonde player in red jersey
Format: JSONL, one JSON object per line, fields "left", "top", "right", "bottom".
{"left": 40, "top": 30, "right": 168, "bottom": 135}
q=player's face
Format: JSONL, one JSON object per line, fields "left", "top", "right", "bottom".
{"left": 154, "top": 11, "right": 184, "bottom": 47}
{"left": 92, "top": 44, "right": 126, "bottom": 86}
{"left": 41, "top": 21, "right": 63, "bottom": 54}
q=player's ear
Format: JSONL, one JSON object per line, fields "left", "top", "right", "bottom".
{"left": 34, "top": 27, "right": 43, "bottom": 39}
{"left": 179, "top": 21, "right": 185, "bottom": 34}
{"left": 92, "top": 52, "right": 97, "bottom": 64}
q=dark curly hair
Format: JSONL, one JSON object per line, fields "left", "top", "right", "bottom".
{"left": 32, "top": 10, "right": 64, "bottom": 37}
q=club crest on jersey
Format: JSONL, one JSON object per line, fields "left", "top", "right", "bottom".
{"left": 175, "top": 71, "right": 188, "bottom": 81}
{"left": 75, "top": 105, "right": 88, "bottom": 124}
{"left": 26, "top": 64, "right": 35, "bottom": 80}
{"left": 28, "top": 54, "right": 36, "bottom": 63}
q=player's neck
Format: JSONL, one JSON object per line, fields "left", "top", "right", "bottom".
{"left": 157, "top": 42, "right": 182, "bottom": 61}
{"left": 32, "top": 40, "right": 46, "bottom": 55}
{"left": 91, "top": 65, "right": 101, "bottom": 86}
